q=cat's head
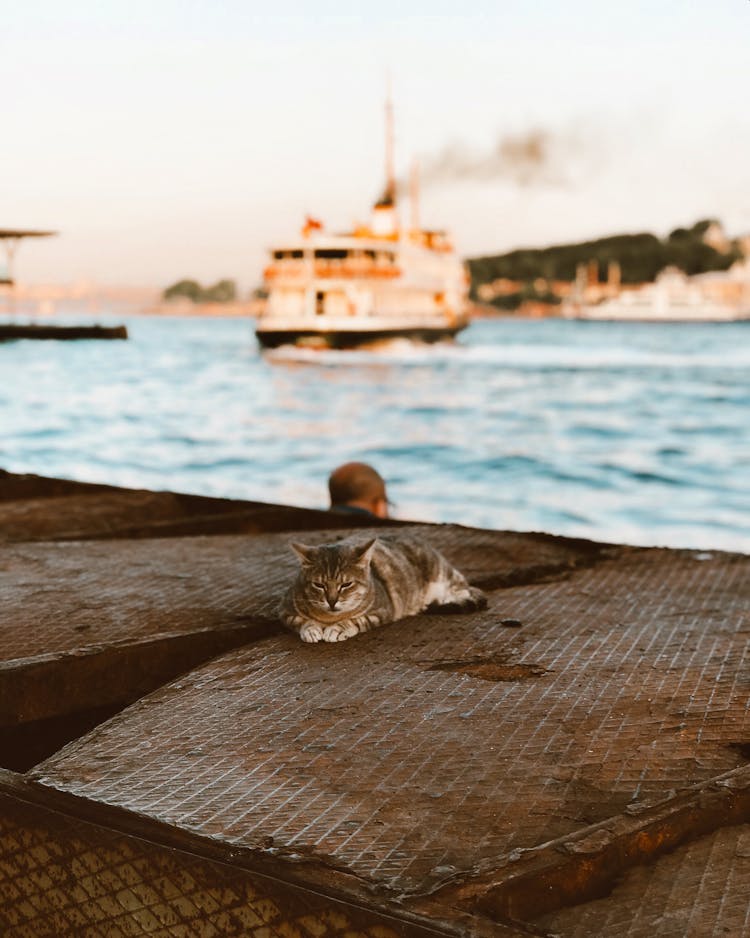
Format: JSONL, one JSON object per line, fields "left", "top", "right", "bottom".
{"left": 290, "top": 538, "right": 376, "bottom": 618}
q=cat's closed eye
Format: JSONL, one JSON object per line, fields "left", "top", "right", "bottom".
{"left": 341, "top": 581, "right": 354, "bottom": 590}
{"left": 312, "top": 582, "right": 325, "bottom": 591}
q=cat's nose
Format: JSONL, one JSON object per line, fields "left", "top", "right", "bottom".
{"left": 327, "top": 597, "right": 338, "bottom": 610}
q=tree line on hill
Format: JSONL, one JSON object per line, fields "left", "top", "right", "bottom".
{"left": 466, "top": 219, "right": 743, "bottom": 310}
{"left": 163, "top": 279, "right": 237, "bottom": 303}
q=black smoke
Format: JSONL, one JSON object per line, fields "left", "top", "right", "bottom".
{"left": 404, "top": 126, "right": 593, "bottom": 191}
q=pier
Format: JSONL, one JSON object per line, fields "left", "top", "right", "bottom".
{"left": 0, "top": 228, "right": 128, "bottom": 340}
{"left": 0, "top": 323, "right": 128, "bottom": 341}
{"left": 0, "top": 470, "right": 748, "bottom": 936}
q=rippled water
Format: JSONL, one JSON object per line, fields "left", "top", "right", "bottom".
{"left": 2, "top": 314, "right": 748, "bottom": 551}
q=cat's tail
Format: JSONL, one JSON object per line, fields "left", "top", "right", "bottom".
{"left": 465, "top": 585, "right": 488, "bottom": 610}
{"left": 429, "top": 584, "right": 488, "bottom": 615}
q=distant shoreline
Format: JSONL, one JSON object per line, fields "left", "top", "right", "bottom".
{"left": 0, "top": 295, "right": 262, "bottom": 319}
{"left": 1, "top": 295, "right": 557, "bottom": 320}
{"left": 142, "top": 300, "right": 262, "bottom": 318}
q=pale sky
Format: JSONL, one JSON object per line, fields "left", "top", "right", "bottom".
{"left": 2, "top": 1, "right": 749, "bottom": 291}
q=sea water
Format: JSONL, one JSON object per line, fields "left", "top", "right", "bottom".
{"left": 1, "top": 315, "right": 748, "bottom": 552}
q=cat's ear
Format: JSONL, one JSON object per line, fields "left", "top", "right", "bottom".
{"left": 290, "top": 542, "right": 315, "bottom": 564}
{"left": 352, "top": 538, "right": 377, "bottom": 566}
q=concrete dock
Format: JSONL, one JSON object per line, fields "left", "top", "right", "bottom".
{"left": 1, "top": 471, "right": 748, "bottom": 936}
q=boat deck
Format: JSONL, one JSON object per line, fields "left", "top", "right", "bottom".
{"left": 0, "top": 472, "right": 748, "bottom": 936}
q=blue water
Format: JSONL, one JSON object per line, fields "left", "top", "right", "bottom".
{"left": 1, "top": 315, "right": 748, "bottom": 552}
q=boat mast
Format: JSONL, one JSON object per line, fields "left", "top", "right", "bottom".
{"left": 383, "top": 78, "right": 396, "bottom": 206}
{"left": 371, "top": 79, "right": 400, "bottom": 236}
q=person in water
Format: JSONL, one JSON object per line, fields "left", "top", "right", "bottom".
{"left": 328, "top": 462, "right": 390, "bottom": 519}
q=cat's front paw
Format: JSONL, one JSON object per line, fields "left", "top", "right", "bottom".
{"left": 322, "top": 621, "right": 359, "bottom": 643}
{"left": 299, "top": 623, "right": 324, "bottom": 643}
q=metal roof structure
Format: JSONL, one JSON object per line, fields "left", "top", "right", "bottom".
{"left": 0, "top": 228, "right": 56, "bottom": 285}
{"left": 0, "top": 229, "right": 56, "bottom": 239}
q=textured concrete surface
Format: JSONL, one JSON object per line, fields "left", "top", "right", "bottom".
{"left": 0, "top": 473, "right": 606, "bottom": 731}
{"left": 0, "top": 526, "right": 605, "bottom": 664}
{"left": 0, "top": 782, "right": 470, "bottom": 938}
{"left": 1, "top": 472, "right": 748, "bottom": 936}
{"left": 537, "top": 823, "right": 750, "bottom": 937}
{"left": 30, "top": 549, "right": 749, "bottom": 897}
{"left": 0, "top": 469, "right": 394, "bottom": 541}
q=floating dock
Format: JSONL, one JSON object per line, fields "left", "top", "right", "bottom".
{"left": 0, "top": 471, "right": 748, "bottom": 936}
{"left": 0, "top": 323, "right": 128, "bottom": 341}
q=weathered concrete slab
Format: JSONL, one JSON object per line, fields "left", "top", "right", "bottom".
{"left": 1, "top": 772, "right": 494, "bottom": 938}
{"left": 0, "top": 470, "right": 393, "bottom": 541}
{"left": 0, "top": 470, "right": 122, "bottom": 501}
{"left": 27, "top": 547, "right": 749, "bottom": 930}
{"left": 1, "top": 473, "right": 748, "bottom": 935}
{"left": 1, "top": 524, "right": 604, "bottom": 727}
{"left": 0, "top": 526, "right": 601, "bottom": 664}
{"left": 537, "top": 822, "right": 750, "bottom": 937}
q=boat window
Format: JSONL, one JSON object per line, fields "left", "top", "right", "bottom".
{"left": 314, "top": 249, "right": 348, "bottom": 260}
{"left": 272, "top": 250, "right": 305, "bottom": 260}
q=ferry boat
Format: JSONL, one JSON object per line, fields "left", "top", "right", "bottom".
{"left": 255, "top": 107, "right": 470, "bottom": 349}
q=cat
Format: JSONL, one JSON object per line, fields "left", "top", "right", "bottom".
{"left": 279, "top": 533, "right": 487, "bottom": 643}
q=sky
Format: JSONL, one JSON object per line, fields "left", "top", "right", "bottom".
{"left": 2, "top": 0, "right": 749, "bottom": 291}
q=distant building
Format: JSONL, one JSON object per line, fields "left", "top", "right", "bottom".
{"left": 564, "top": 260, "right": 750, "bottom": 321}
{"left": 736, "top": 233, "right": 750, "bottom": 259}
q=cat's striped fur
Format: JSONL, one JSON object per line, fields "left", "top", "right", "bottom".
{"left": 280, "top": 534, "right": 487, "bottom": 643}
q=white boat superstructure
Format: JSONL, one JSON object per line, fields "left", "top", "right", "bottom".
{"left": 255, "top": 101, "right": 470, "bottom": 349}
{"left": 257, "top": 218, "right": 469, "bottom": 348}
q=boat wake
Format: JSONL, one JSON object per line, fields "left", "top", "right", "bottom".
{"left": 263, "top": 337, "right": 459, "bottom": 366}
{"left": 262, "top": 335, "right": 750, "bottom": 371}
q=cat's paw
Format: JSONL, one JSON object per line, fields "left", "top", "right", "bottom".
{"left": 299, "top": 623, "right": 324, "bottom": 643}
{"left": 322, "top": 622, "right": 359, "bottom": 643}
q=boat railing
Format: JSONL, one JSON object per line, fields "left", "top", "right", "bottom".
{"left": 263, "top": 261, "right": 308, "bottom": 280}
{"left": 314, "top": 261, "right": 400, "bottom": 279}
{"left": 265, "top": 260, "right": 400, "bottom": 281}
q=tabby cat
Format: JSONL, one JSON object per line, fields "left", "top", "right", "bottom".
{"left": 280, "top": 534, "right": 487, "bottom": 643}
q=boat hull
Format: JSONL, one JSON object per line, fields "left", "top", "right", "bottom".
{"left": 255, "top": 322, "right": 467, "bottom": 349}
